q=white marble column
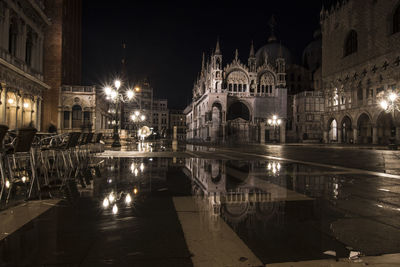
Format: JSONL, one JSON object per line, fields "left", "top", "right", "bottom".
{"left": 280, "top": 122, "right": 286, "bottom": 143}
{"left": 372, "top": 126, "right": 378, "bottom": 145}
{"left": 353, "top": 128, "right": 358, "bottom": 144}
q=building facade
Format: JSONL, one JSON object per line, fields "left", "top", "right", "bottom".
{"left": 186, "top": 38, "right": 287, "bottom": 143}
{"left": 0, "top": 0, "right": 50, "bottom": 130}
{"left": 151, "top": 98, "right": 169, "bottom": 138}
{"left": 320, "top": 0, "right": 400, "bottom": 144}
{"left": 169, "top": 109, "right": 186, "bottom": 140}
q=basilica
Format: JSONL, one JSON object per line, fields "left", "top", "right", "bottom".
{"left": 185, "top": 34, "right": 288, "bottom": 143}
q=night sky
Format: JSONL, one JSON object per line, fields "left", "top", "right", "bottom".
{"left": 82, "top": 1, "right": 335, "bottom": 109}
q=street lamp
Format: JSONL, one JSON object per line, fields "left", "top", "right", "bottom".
{"left": 267, "top": 115, "right": 282, "bottom": 143}
{"left": 104, "top": 79, "right": 138, "bottom": 147}
{"left": 379, "top": 90, "right": 399, "bottom": 148}
{"left": 130, "top": 110, "right": 146, "bottom": 140}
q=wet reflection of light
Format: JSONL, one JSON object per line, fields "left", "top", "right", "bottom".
{"left": 133, "top": 188, "right": 138, "bottom": 195}
{"left": 379, "top": 188, "right": 390, "bottom": 192}
{"left": 140, "top": 163, "right": 145, "bottom": 172}
{"left": 267, "top": 162, "right": 281, "bottom": 175}
{"left": 112, "top": 204, "right": 118, "bottom": 214}
{"left": 109, "top": 192, "right": 115, "bottom": 203}
{"left": 125, "top": 193, "right": 132, "bottom": 204}
{"left": 103, "top": 197, "right": 109, "bottom": 208}
{"left": 377, "top": 204, "right": 384, "bottom": 208}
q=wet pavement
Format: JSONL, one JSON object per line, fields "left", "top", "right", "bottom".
{"left": 1, "top": 143, "right": 400, "bottom": 266}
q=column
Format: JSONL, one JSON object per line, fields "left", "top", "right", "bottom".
{"left": 372, "top": 126, "right": 378, "bottom": 145}
{"left": 337, "top": 127, "right": 342, "bottom": 144}
{"left": 260, "top": 124, "right": 265, "bottom": 144}
{"left": 353, "top": 128, "right": 358, "bottom": 144}
{"left": 37, "top": 98, "right": 42, "bottom": 131}
{"left": 280, "top": 122, "right": 286, "bottom": 143}
{"left": 69, "top": 108, "right": 72, "bottom": 129}
{"left": 323, "top": 130, "right": 328, "bottom": 143}
{"left": 222, "top": 124, "right": 226, "bottom": 142}
{"left": 396, "top": 127, "right": 400, "bottom": 144}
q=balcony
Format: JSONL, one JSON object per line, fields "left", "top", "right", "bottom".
{"left": 61, "top": 85, "right": 95, "bottom": 93}
{"left": 0, "top": 47, "right": 44, "bottom": 81}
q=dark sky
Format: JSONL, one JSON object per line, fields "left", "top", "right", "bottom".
{"left": 82, "top": 1, "right": 333, "bottom": 109}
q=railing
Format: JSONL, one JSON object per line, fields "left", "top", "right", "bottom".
{"left": 61, "top": 85, "right": 95, "bottom": 92}
{"left": 0, "top": 47, "right": 44, "bottom": 81}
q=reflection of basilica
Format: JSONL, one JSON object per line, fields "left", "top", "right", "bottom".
{"left": 185, "top": 158, "right": 286, "bottom": 228}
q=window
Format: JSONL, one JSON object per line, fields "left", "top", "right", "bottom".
{"left": 394, "top": 5, "right": 400, "bottom": 34}
{"left": 25, "top": 31, "right": 33, "bottom": 66}
{"left": 8, "top": 18, "right": 18, "bottom": 56}
{"left": 72, "top": 105, "right": 82, "bottom": 128}
{"left": 344, "top": 30, "right": 358, "bottom": 56}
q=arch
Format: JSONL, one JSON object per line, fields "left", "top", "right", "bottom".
{"left": 227, "top": 101, "right": 250, "bottom": 121}
{"left": 357, "top": 113, "right": 372, "bottom": 144}
{"left": 225, "top": 70, "right": 249, "bottom": 93}
{"left": 344, "top": 30, "right": 358, "bottom": 56}
{"left": 376, "top": 111, "right": 395, "bottom": 144}
{"left": 72, "top": 105, "right": 82, "bottom": 128}
{"left": 341, "top": 115, "right": 353, "bottom": 143}
{"left": 327, "top": 118, "right": 338, "bottom": 142}
{"left": 393, "top": 3, "right": 400, "bottom": 34}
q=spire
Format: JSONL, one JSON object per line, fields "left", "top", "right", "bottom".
{"left": 215, "top": 37, "right": 221, "bottom": 55}
{"left": 268, "top": 15, "right": 277, "bottom": 42}
{"left": 201, "top": 52, "right": 205, "bottom": 71}
{"left": 249, "top": 40, "right": 255, "bottom": 58}
{"left": 235, "top": 49, "right": 239, "bottom": 61}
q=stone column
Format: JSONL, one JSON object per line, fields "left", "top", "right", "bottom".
{"left": 280, "top": 122, "right": 286, "bottom": 143}
{"left": 69, "top": 109, "right": 72, "bottom": 130}
{"left": 323, "top": 130, "right": 328, "bottom": 143}
{"left": 260, "top": 124, "right": 265, "bottom": 144}
{"left": 353, "top": 128, "right": 358, "bottom": 144}
{"left": 396, "top": 127, "right": 400, "bottom": 144}
{"left": 372, "top": 126, "right": 378, "bottom": 145}
{"left": 222, "top": 124, "right": 226, "bottom": 142}
{"left": 337, "top": 127, "right": 342, "bottom": 144}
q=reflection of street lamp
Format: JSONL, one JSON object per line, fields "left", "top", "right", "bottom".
{"left": 267, "top": 115, "right": 282, "bottom": 142}
{"left": 104, "top": 79, "right": 138, "bottom": 147}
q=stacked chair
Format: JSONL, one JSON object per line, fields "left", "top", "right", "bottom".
{"left": 0, "top": 127, "right": 102, "bottom": 207}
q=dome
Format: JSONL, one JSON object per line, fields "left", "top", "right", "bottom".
{"left": 255, "top": 41, "right": 293, "bottom": 67}
{"left": 302, "top": 30, "right": 322, "bottom": 72}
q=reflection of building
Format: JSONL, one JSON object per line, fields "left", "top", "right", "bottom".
{"left": 152, "top": 99, "right": 169, "bottom": 138}
{"left": 185, "top": 20, "right": 287, "bottom": 143}
{"left": 0, "top": 0, "right": 50, "bottom": 130}
{"left": 320, "top": 0, "right": 400, "bottom": 144}
{"left": 185, "top": 158, "right": 285, "bottom": 227}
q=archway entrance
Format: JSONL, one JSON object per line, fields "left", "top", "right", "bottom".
{"left": 357, "top": 113, "right": 372, "bottom": 144}
{"left": 328, "top": 118, "right": 337, "bottom": 142}
{"left": 376, "top": 111, "right": 395, "bottom": 145}
{"left": 341, "top": 116, "right": 352, "bottom": 143}
{"left": 226, "top": 102, "right": 251, "bottom": 143}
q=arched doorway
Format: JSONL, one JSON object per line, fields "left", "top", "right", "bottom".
{"left": 227, "top": 102, "right": 250, "bottom": 121}
{"left": 341, "top": 116, "right": 352, "bottom": 143}
{"left": 226, "top": 102, "right": 251, "bottom": 143}
{"left": 376, "top": 112, "right": 395, "bottom": 145}
{"left": 357, "top": 113, "right": 372, "bottom": 144}
{"left": 328, "top": 118, "right": 337, "bottom": 142}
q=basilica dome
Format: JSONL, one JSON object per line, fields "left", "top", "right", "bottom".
{"left": 255, "top": 39, "right": 293, "bottom": 67}
{"left": 302, "top": 29, "right": 322, "bottom": 72}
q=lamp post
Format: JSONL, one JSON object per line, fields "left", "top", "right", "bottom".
{"left": 267, "top": 115, "right": 282, "bottom": 143}
{"left": 104, "top": 80, "right": 139, "bottom": 147}
{"left": 130, "top": 110, "right": 146, "bottom": 140}
{"left": 379, "top": 90, "right": 399, "bottom": 148}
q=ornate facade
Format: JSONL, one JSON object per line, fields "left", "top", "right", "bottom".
{"left": 320, "top": 0, "right": 400, "bottom": 144}
{"left": 0, "top": 0, "right": 50, "bottom": 130}
{"left": 186, "top": 38, "right": 287, "bottom": 143}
